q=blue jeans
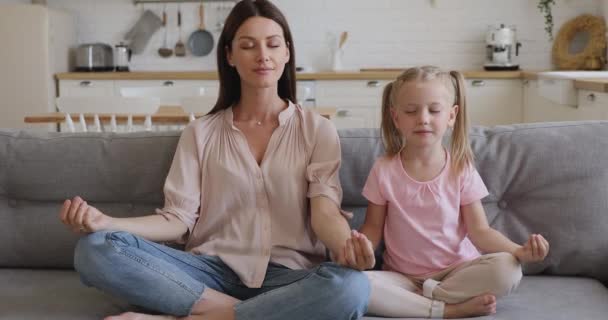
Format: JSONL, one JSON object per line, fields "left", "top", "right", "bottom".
{"left": 74, "top": 231, "right": 370, "bottom": 320}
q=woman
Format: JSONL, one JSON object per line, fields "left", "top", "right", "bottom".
{"left": 58, "top": 1, "right": 369, "bottom": 320}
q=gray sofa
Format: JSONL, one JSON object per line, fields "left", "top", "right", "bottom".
{"left": 1, "top": 121, "right": 608, "bottom": 320}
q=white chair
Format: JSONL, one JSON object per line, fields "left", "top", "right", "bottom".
{"left": 56, "top": 96, "right": 160, "bottom": 132}
{"left": 180, "top": 95, "right": 217, "bottom": 122}
{"left": 119, "top": 86, "right": 206, "bottom": 130}
{"left": 119, "top": 86, "right": 205, "bottom": 105}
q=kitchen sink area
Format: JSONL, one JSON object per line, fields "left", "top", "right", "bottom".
{"left": 537, "top": 71, "right": 608, "bottom": 105}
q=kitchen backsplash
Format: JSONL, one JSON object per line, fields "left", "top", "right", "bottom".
{"left": 1, "top": 0, "right": 603, "bottom": 71}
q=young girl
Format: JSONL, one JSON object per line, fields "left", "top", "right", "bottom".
{"left": 343, "top": 66, "right": 550, "bottom": 318}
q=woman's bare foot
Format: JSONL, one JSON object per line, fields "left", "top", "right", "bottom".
{"left": 444, "top": 294, "right": 497, "bottom": 318}
{"left": 104, "top": 312, "right": 176, "bottom": 320}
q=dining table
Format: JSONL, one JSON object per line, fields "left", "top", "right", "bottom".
{"left": 24, "top": 106, "right": 337, "bottom": 126}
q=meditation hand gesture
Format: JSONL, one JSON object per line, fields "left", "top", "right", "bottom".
{"left": 514, "top": 234, "right": 550, "bottom": 263}
{"left": 59, "top": 196, "right": 111, "bottom": 233}
{"left": 340, "top": 230, "right": 376, "bottom": 271}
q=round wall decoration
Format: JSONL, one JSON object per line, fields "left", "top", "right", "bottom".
{"left": 552, "top": 14, "right": 606, "bottom": 70}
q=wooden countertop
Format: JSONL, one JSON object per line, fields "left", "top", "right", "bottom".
{"left": 24, "top": 106, "right": 337, "bottom": 124}
{"left": 574, "top": 78, "right": 608, "bottom": 92}
{"left": 56, "top": 70, "right": 533, "bottom": 81}
{"left": 55, "top": 70, "right": 608, "bottom": 92}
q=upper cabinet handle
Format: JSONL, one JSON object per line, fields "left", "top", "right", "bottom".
{"left": 367, "top": 81, "right": 380, "bottom": 87}
{"left": 587, "top": 93, "right": 596, "bottom": 102}
{"left": 79, "top": 81, "right": 92, "bottom": 87}
{"left": 471, "top": 80, "right": 485, "bottom": 87}
{"left": 163, "top": 81, "right": 174, "bottom": 86}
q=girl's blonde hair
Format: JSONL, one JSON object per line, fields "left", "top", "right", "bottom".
{"left": 380, "top": 65, "right": 473, "bottom": 174}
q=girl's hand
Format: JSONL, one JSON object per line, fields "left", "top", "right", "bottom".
{"left": 343, "top": 230, "right": 376, "bottom": 271}
{"left": 59, "top": 196, "right": 112, "bottom": 233}
{"left": 514, "top": 234, "right": 550, "bottom": 263}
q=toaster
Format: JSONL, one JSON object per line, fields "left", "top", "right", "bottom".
{"left": 75, "top": 43, "right": 114, "bottom": 72}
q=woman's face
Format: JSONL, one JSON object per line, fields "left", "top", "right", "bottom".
{"left": 227, "top": 17, "right": 290, "bottom": 89}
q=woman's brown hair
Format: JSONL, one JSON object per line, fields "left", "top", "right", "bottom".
{"left": 209, "top": 0, "right": 296, "bottom": 114}
{"left": 381, "top": 66, "right": 473, "bottom": 174}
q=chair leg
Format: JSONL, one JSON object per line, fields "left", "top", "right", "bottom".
{"left": 144, "top": 115, "right": 153, "bottom": 131}
{"left": 93, "top": 114, "right": 102, "bottom": 132}
{"left": 78, "top": 113, "right": 87, "bottom": 132}
{"left": 110, "top": 115, "right": 117, "bottom": 132}
{"left": 127, "top": 115, "right": 134, "bottom": 132}
{"left": 65, "top": 113, "right": 75, "bottom": 133}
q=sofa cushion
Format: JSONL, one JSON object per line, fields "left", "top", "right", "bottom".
{"left": 0, "top": 269, "right": 130, "bottom": 320}
{"left": 362, "top": 276, "right": 608, "bottom": 320}
{"left": 1, "top": 270, "right": 606, "bottom": 320}
{"left": 0, "top": 131, "right": 174, "bottom": 268}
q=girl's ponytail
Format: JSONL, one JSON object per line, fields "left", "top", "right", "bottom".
{"left": 381, "top": 81, "right": 403, "bottom": 156}
{"left": 449, "top": 70, "right": 474, "bottom": 174}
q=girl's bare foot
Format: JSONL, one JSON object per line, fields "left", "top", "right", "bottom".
{"left": 104, "top": 312, "right": 177, "bottom": 320}
{"left": 444, "top": 294, "right": 497, "bottom": 318}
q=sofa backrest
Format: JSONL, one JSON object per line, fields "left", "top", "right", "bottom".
{"left": 1, "top": 122, "right": 607, "bottom": 285}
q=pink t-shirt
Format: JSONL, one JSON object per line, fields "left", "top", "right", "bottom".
{"left": 362, "top": 151, "right": 489, "bottom": 277}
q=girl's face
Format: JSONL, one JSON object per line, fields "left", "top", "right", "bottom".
{"left": 391, "top": 79, "right": 458, "bottom": 148}
{"left": 227, "top": 17, "right": 290, "bottom": 90}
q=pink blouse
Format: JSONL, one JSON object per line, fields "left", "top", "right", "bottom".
{"left": 156, "top": 101, "right": 345, "bottom": 288}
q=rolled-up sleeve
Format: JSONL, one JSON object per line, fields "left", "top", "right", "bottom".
{"left": 362, "top": 160, "right": 387, "bottom": 206}
{"left": 305, "top": 119, "right": 346, "bottom": 211}
{"left": 156, "top": 124, "right": 201, "bottom": 235}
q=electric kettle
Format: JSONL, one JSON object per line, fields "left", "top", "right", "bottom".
{"left": 115, "top": 42, "right": 132, "bottom": 72}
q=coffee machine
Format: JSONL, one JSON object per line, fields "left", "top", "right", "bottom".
{"left": 484, "top": 24, "right": 522, "bottom": 71}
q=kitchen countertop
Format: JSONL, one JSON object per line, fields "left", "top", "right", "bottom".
{"left": 55, "top": 70, "right": 535, "bottom": 81}
{"left": 573, "top": 78, "right": 608, "bottom": 92}
{"left": 55, "top": 70, "right": 608, "bottom": 93}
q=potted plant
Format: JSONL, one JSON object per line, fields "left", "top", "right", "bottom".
{"left": 538, "top": 0, "right": 556, "bottom": 40}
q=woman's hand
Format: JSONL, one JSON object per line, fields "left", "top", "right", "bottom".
{"left": 514, "top": 234, "right": 550, "bottom": 263}
{"left": 341, "top": 230, "right": 376, "bottom": 271}
{"left": 59, "top": 196, "right": 112, "bottom": 233}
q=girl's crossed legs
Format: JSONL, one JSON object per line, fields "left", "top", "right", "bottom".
{"left": 367, "top": 252, "right": 522, "bottom": 318}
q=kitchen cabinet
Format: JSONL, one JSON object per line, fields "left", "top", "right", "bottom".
{"left": 315, "top": 80, "right": 388, "bottom": 129}
{"left": 316, "top": 78, "right": 525, "bottom": 129}
{"left": 466, "top": 79, "right": 523, "bottom": 126}
{"left": 58, "top": 80, "right": 115, "bottom": 97}
{"left": 114, "top": 80, "right": 218, "bottom": 106}
{"left": 523, "top": 80, "right": 580, "bottom": 122}
{"left": 576, "top": 89, "right": 608, "bottom": 120}
{"left": 522, "top": 80, "right": 608, "bottom": 122}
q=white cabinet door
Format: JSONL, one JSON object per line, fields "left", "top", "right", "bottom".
{"left": 331, "top": 107, "right": 381, "bottom": 129}
{"left": 115, "top": 80, "right": 219, "bottom": 106}
{"left": 576, "top": 90, "right": 608, "bottom": 120}
{"left": 522, "top": 80, "right": 603, "bottom": 122}
{"left": 466, "top": 79, "right": 523, "bottom": 126}
{"left": 59, "top": 80, "right": 115, "bottom": 97}
{"left": 316, "top": 80, "right": 387, "bottom": 128}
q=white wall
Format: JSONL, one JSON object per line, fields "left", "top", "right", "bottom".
{"left": 1, "top": 0, "right": 602, "bottom": 71}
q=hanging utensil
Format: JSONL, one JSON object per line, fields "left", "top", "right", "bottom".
{"left": 187, "top": 1, "right": 214, "bottom": 57}
{"left": 338, "top": 31, "right": 348, "bottom": 49}
{"left": 174, "top": 4, "right": 186, "bottom": 57}
{"left": 158, "top": 4, "right": 173, "bottom": 58}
